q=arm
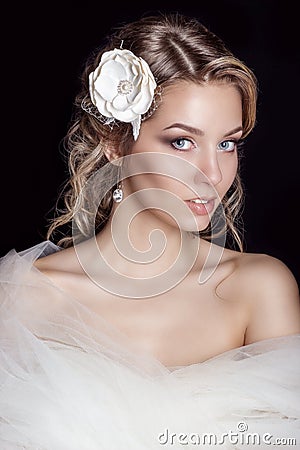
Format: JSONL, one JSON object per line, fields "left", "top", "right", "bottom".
{"left": 244, "top": 255, "right": 300, "bottom": 344}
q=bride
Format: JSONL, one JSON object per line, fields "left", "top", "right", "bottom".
{"left": 1, "top": 13, "right": 299, "bottom": 449}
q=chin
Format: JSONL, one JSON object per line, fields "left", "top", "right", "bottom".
{"left": 178, "top": 217, "right": 211, "bottom": 233}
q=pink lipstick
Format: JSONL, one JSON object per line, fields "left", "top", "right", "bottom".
{"left": 185, "top": 198, "right": 215, "bottom": 216}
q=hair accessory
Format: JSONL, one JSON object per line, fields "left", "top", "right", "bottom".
{"left": 81, "top": 98, "right": 115, "bottom": 128}
{"left": 141, "top": 85, "right": 163, "bottom": 122}
{"left": 85, "top": 48, "right": 157, "bottom": 140}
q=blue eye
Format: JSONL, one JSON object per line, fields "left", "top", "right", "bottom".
{"left": 172, "top": 138, "right": 194, "bottom": 151}
{"left": 218, "top": 140, "right": 236, "bottom": 152}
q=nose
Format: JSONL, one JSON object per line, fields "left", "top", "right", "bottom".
{"left": 193, "top": 150, "right": 222, "bottom": 187}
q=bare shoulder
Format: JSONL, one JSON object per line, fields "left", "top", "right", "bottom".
{"left": 234, "top": 251, "right": 299, "bottom": 297}
{"left": 33, "top": 244, "right": 84, "bottom": 291}
{"left": 34, "top": 244, "right": 77, "bottom": 272}
{"left": 227, "top": 250, "right": 300, "bottom": 343}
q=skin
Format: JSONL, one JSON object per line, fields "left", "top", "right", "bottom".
{"left": 34, "top": 81, "right": 300, "bottom": 367}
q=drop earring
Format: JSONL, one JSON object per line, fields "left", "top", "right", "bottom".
{"left": 112, "top": 167, "right": 123, "bottom": 203}
{"left": 113, "top": 184, "right": 123, "bottom": 203}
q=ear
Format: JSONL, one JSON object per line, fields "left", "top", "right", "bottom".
{"left": 103, "top": 146, "right": 121, "bottom": 163}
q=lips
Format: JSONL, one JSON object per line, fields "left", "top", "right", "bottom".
{"left": 185, "top": 197, "right": 216, "bottom": 215}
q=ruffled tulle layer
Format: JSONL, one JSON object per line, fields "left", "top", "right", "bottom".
{"left": 1, "top": 241, "right": 300, "bottom": 449}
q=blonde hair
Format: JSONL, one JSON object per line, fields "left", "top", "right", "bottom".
{"left": 46, "top": 13, "right": 257, "bottom": 250}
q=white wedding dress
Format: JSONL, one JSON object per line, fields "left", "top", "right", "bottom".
{"left": 1, "top": 241, "right": 300, "bottom": 449}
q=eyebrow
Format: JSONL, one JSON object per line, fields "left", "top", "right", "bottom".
{"left": 163, "top": 123, "right": 243, "bottom": 137}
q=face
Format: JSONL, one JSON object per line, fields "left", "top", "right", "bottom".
{"left": 122, "top": 81, "right": 243, "bottom": 232}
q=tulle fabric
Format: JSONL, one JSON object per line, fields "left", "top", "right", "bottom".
{"left": 0, "top": 241, "right": 300, "bottom": 449}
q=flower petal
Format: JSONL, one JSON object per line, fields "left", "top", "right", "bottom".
{"left": 132, "top": 90, "right": 153, "bottom": 114}
{"left": 101, "top": 60, "right": 127, "bottom": 81}
{"left": 126, "top": 87, "right": 140, "bottom": 103}
{"left": 94, "top": 75, "right": 117, "bottom": 102}
{"left": 111, "top": 106, "right": 138, "bottom": 122}
{"left": 112, "top": 94, "right": 129, "bottom": 112}
{"left": 95, "top": 97, "right": 113, "bottom": 118}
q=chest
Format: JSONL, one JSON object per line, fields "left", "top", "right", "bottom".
{"left": 81, "top": 277, "right": 247, "bottom": 366}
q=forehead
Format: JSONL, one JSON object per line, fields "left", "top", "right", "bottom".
{"left": 150, "top": 81, "right": 242, "bottom": 131}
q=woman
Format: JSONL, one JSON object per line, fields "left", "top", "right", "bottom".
{"left": 1, "top": 13, "right": 300, "bottom": 449}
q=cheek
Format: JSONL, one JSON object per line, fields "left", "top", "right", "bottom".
{"left": 124, "top": 151, "right": 190, "bottom": 195}
{"left": 127, "top": 173, "right": 183, "bottom": 194}
{"left": 220, "top": 154, "right": 239, "bottom": 192}
{"left": 222, "top": 153, "right": 238, "bottom": 181}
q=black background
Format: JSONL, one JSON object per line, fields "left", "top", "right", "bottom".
{"left": 1, "top": 1, "right": 299, "bottom": 284}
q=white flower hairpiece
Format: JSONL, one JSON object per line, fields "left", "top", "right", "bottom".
{"left": 85, "top": 48, "right": 157, "bottom": 140}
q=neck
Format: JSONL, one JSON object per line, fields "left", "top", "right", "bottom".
{"left": 72, "top": 196, "right": 223, "bottom": 299}
{"left": 97, "top": 199, "right": 200, "bottom": 278}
